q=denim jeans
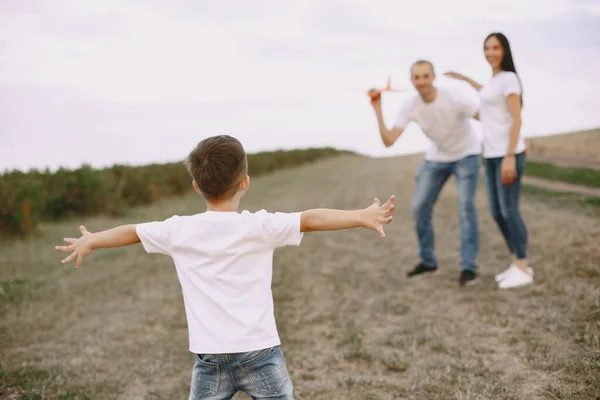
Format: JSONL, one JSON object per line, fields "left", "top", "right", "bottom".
{"left": 484, "top": 152, "right": 528, "bottom": 260}
{"left": 412, "top": 154, "right": 480, "bottom": 271}
{"left": 189, "top": 345, "right": 294, "bottom": 400}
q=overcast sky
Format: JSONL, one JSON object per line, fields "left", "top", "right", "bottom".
{"left": 1, "top": 0, "right": 599, "bottom": 172}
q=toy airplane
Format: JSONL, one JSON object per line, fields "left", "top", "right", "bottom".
{"left": 367, "top": 76, "right": 405, "bottom": 96}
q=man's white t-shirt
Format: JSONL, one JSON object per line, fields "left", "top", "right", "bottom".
{"left": 393, "top": 86, "right": 482, "bottom": 163}
{"left": 136, "top": 210, "right": 304, "bottom": 354}
{"left": 479, "top": 71, "right": 526, "bottom": 159}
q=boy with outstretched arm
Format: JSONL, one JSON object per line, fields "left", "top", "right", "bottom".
{"left": 55, "top": 134, "right": 395, "bottom": 400}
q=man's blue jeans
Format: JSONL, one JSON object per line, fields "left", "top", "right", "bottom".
{"left": 189, "top": 345, "right": 294, "bottom": 400}
{"left": 411, "top": 154, "right": 481, "bottom": 272}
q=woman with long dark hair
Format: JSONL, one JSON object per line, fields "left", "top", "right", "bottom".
{"left": 445, "top": 32, "right": 533, "bottom": 289}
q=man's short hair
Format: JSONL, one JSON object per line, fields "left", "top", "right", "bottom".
{"left": 184, "top": 135, "right": 248, "bottom": 202}
{"left": 411, "top": 59, "right": 435, "bottom": 74}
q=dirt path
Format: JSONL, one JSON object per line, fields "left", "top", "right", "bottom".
{"left": 522, "top": 175, "right": 600, "bottom": 197}
{"left": 1, "top": 153, "right": 599, "bottom": 399}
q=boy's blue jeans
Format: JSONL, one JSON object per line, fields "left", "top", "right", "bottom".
{"left": 189, "top": 345, "right": 294, "bottom": 400}
{"left": 411, "top": 154, "right": 481, "bottom": 272}
{"left": 484, "top": 152, "right": 528, "bottom": 260}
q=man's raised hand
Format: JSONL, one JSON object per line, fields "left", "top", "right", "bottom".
{"left": 368, "top": 90, "right": 382, "bottom": 108}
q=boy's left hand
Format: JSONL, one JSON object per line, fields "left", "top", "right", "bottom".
{"left": 362, "top": 195, "right": 396, "bottom": 238}
{"left": 55, "top": 225, "right": 95, "bottom": 268}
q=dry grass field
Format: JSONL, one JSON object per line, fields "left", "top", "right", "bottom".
{"left": 527, "top": 128, "right": 600, "bottom": 168}
{"left": 1, "top": 153, "right": 599, "bottom": 399}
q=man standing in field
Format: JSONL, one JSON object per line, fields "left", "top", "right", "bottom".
{"left": 369, "top": 60, "right": 482, "bottom": 286}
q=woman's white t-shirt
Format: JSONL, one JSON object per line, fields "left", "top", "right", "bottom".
{"left": 479, "top": 71, "right": 526, "bottom": 159}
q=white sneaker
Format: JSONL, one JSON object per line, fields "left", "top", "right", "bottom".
{"left": 498, "top": 266, "right": 533, "bottom": 289}
{"left": 495, "top": 264, "right": 534, "bottom": 282}
{"left": 495, "top": 264, "right": 516, "bottom": 282}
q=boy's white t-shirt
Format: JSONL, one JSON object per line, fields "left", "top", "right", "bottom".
{"left": 136, "top": 209, "right": 304, "bottom": 354}
{"left": 478, "top": 71, "right": 526, "bottom": 158}
{"left": 393, "top": 86, "right": 482, "bottom": 162}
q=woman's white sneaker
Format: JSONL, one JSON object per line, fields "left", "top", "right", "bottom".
{"left": 498, "top": 267, "right": 533, "bottom": 289}
{"left": 495, "top": 264, "right": 534, "bottom": 283}
{"left": 495, "top": 264, "right": 517, "bottom": 282}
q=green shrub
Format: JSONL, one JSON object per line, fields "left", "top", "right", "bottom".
{"left": 525, "top": 162, "right": 600, "bottom": 188}
{"left": 0, "top": 147, "right": 353, "bottom": 235}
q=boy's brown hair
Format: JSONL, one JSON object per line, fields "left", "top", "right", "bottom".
{"left": 184, "top": 135, "right": 248, "bottom": 202}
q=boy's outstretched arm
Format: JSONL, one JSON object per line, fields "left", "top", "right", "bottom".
{"left": 55, "top": 225, "right": 140, "bottom": 268}
{"left": 300, "top": 195, "right": 395, "bottom": 238}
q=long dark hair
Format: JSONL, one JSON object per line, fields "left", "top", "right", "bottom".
{"left": 485, "top": 32, "right": 523, "bottom": 107}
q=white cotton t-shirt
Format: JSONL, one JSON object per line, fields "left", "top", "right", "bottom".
{"left": 135, "top": 209, "right": 304, "bottom": 354}
{"left": 479, "top": 71, "right": 526, "bottom": 158}
{"left": 393, "top": 86, "right": 482, "bottom": 162}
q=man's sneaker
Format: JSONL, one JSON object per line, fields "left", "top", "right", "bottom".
{"left": 407, "top": 262, "right": 437, "bottom": 277}
{"left": 495, "top": 264, "right": 534, "bottom": 282}
{"left": 459, "top": 270, "right": 478, "bottom": 286}
{"left": 498, "top": 267, "right": 533, "bottom": 289}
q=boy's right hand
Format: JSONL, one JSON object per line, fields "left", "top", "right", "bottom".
{"left": 361, "top": 195, "right": 395, "bottom": 238}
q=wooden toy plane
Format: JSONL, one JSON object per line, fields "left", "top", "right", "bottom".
{"left": 367, "top": 76, "right": 405, "bottom": 96}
